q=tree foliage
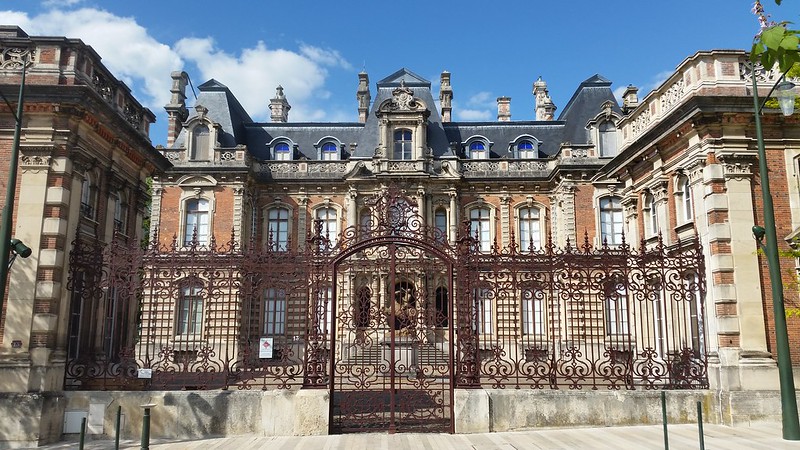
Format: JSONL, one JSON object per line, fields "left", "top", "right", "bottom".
{"left": 751, "top": 0, "right": 800, "bottom": 73}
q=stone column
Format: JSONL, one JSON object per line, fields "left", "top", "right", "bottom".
{"left": 651, "top": 180, "right": 670, "bottom": 245}
{"left": 346, "top": 187, "right": 357, "bottom": 230}
{"left": 232, "top": 186, "right": 245, "bottom": 245}
{"left": 297, "top": 195, "right": 309, "bottom": 247}
{"left": 500, "top": 194, "right": 511, "bottom": 248}
{"left": 416, "top": 186, "right": 427, "bottom": 227}
{"left": 621, "top": 194, "right": 639, "bottom": 249}
{"left": 448, "top": 189, "right": 458, "bottom": 242}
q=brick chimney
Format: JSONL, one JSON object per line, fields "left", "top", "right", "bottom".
{"left": 357, "top": 72, "right": 370, "bottom": 123}
{"left": 165, "top": 71, "right": 189, "bottom": 147}
{"left": 497, "top": 96, "right": 511, "bottom": 121}
{"left": 439, "top": 71, "right": 453, "bottom": 122}
{"left": 622, "top": 85, "right": 639, "bottom": 114}
{"left": 533, "top": 77, "right": 556, "bottom": 121}
{"left": 269, "top": 86, "right": 291, "bottom": 123}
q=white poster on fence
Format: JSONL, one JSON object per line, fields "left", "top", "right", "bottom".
{"left": 259, "top": 337, "right": 273, "bottom": 359}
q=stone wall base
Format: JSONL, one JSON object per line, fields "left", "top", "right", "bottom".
{"left": 1, "top": 388, "right": 798, "bottom": 446}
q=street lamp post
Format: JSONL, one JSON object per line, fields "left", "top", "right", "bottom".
{"left": 0, "top": 64, "right": 26, "bottom": 325}
{"left": 750, "top": 67, "right": 800, "bottom": 440}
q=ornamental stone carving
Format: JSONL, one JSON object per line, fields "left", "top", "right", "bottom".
{"left": 0, "top": 47, "right": 34, "bottom": 69}
{"left": 389, "top": 83, "right": 420, "bottom": 111}
{"left": 659, "top": 78, "right": 686, "bottom": 112}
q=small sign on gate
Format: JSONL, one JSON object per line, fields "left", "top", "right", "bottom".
{"left": 259, "top": 337, "right": 273, "bottom": 359}
{"left": 137, "top": 368, "right": 152, "bottom": 379}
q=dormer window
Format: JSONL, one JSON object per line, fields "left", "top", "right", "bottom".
{"left": 274, "top": 143, "right": 292, "bottom": 161}
{"left": 598, "top": 120, "right": 617, "bottom": 157}
{"left": 190, "top": 125, "right": 210, "bottom": 160}
{"left": 393, "top": 129, "right": 413, "bottom": 160}
{"left": 469, "top": 141, "right": 487, "bottom": 159}
{"left": 321, "top": 142, "right": 339, "bottom": 161}
{"left": 517, "top": 140, "right": 536, "bottom": 159}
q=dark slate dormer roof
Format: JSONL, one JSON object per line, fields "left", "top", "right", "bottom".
{"left": 443, "top": 122, "right": 566, "bottom": 158}
{"left": 557, "top": 74, "right": 621, "bottom": 145}
{"left": 377, "top": 68, "right": 431, "bottom": 88}
{"left": 172, "top": 79, "right": 253, "bottom": 149}
{"left": 244, "top": 123, "right": 364, "bottom": 161}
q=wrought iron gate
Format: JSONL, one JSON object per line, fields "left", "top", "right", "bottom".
{"left": 322, "top": 190, "right": 455, "bottom": 433}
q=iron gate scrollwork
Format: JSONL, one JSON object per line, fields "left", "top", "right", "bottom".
{"left": 64, "top": 187, "right": 708, "bottom": 434}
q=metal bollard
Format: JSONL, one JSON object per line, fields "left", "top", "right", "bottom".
{"left": 661, "top": 391, "right": 669, "bottom": 450}
{"left": 78, "top": 417, "right": 86, "bottom": 450}
{"left": 115, "top": 405, "right": 121, "bottom": 450}
{"left": 697, "top": 401, "right": 705, "bottom": 450}
{"left": 140, "top": 403, "right": 156, "bottom": 450}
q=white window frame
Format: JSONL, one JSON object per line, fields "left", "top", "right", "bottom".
{"left": 273, "top": 142, "right": 292, "bottom": 161}
{"left": 189, "top": 124, "right": 211, "bottom": 161}
{"left": 393, "top": 129, "right": 413, "bottom": 160}
{"left": 316, "top": 207, "right": 339, "bottom": 247}
{"left": 598, "top": 120, "right": 618, "bottom": 157}
{"left": 599, "top": 196, "right": 623, "bottom": 246}
{"left": 177, "top": 284, "right": 203, "bottom": 336}
{"left": 434, "top": 208, "right": 448, "bottom": 243}
{"left": 517, "top": 206, "right": 542, "bottom": 251}
{"left": 184, "top": 198, "right": 211, "bottom": 245}
{"left": 522, "top": 288, "right": 544, "bottom": 335}
{"left": 263, "top": 287, "right": 287, "bottom": 335}
{"left": 468, "top": 141, "right": 487, "bottom": 159}
{"left": 266, "top": 207, "right": 290, "bottom": 251}
{"left": 644, "top": 192, "right": 658, "bottom": 237}
{"left": 469, "top": 206, "right": 492, "bottom": 252}
{"left": 473, "top": 287, "right": 493, "bottom": 335}
{"left": 677, "top": 175, "right": 693, "bottom": 223}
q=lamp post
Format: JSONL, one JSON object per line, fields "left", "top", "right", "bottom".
{"left": 0, "top": 62, "right": 26, "bottom": 325}
{"left": 750, "top": 66, "right": 800, "bottom": 440}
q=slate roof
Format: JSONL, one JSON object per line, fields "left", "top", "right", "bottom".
{"left": 173, "top": 69, "right": 620, "bottom": 161}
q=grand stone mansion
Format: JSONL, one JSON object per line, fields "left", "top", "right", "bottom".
{"left": 0, "top": 25, "right": 798, "bottom": 446}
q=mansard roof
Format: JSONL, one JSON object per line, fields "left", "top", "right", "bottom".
{"left": 173, "top": 68, "right": 620, "bottom": 161}
{"left": 557, "top": 74, "right": 621, "bottom": 145}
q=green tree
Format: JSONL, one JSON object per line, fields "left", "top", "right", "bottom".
{"left": 751, "top": 0, "right": 800, "bottom": 73}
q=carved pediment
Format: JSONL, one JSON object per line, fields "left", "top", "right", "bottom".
{"left": 176, "top": 174, "right": 218, "bottom": 187}
{"left": 378, "top": 82, "right": 428, "bottom": 114}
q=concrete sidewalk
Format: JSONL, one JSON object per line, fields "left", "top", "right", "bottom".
{"left": 31, "top": 423, "right": 800, "bottom": 450}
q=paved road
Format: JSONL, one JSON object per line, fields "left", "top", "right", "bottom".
{"left": 32, "top": 423, "right": 800, "bottom": 449}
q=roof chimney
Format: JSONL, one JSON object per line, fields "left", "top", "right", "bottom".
{"left": 622, "top": 85, "right": 639, "bottom": 114}
{"left": 533, "top": 77, "right": 556, "bottom": 121}
{"left": 165, "top": 71, "right": 189, "bottom": 147}
{"left": 497, "top": 96, "right": 511, "bottom": 121}
{"left": 439, "top": 71, "right": 453, "bottom": 122}
{"left": 357, "top": 72, "right": 370, "bottom": 123}
{"left": 269, "top": 86, "right": 291, "bottom": 123}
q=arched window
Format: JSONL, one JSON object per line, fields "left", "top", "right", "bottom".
{"left": 263, "top": 287, "right": 287, "bottom": 335}
{"left": 393, "top": 129, "right": 413, "bottom": 160}
{"left": 266, "top": 207, "right": 289, "bottom": 251}
{"left": 599, "top": 196, "right": 623, "bottom": 245}
{"left": 469, "top": 207, "right": 491, "bottom": 252}
{"left": 184, "top": 198, "right": 210, "bottom": 245}
{"left": 678, "top": 175, "right": 693, "bottom": 223}
{"left": 517, "top": 140, "right": 536, "bottom": 159}
{"left": 316, "top": 207, "right": 338, "bottom": 247}
{"left": 177, "top": 283, "right": 203, "bottom": 336}
{"left": 190, "top": 125, "right": 210, "bottom": 160}
{"left": 598, "top": 120, "right": 617, "bottom": 157}
{"left": 80, "top": 173, "right": 96, "bottom": 220}
{"left": 112, "top": 191, "right": 127, "bottom": 234}
{"left": 434, "top": 208, "right": 448, "bottom": 243}
{"left": 274, "top": 143, "right": 291, "bottom": 160}
{"left": 321, "top": 142, "right": 339, "bottom": 161}
{"left": 644, "top": 192, "right": 658, "bottom": 237}
{"left": 518, "top": 207, "right": 542, "bottom": 251}
{"left": 469, "top": 141, "right": 487, "bottom": 159}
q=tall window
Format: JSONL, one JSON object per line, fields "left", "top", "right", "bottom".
{"left": 184, "top": 198, "right": 210, "bottom": 245}
{"left": 266, "top": 207, "right": 289, "bottom": 251}
{"left": 683, "top": 271, "right": 704, "bottom": 356}
{"left": 316, "top": 207, "right": 338, "bottom": 247}
{"left": 518, "top": 207, "right": 542, "bottom": 251}
{"left": 603, "top": 276, "right": 629, "bottom": 336}
{"left": 317, "top": 287, "right": 333, "bottom": 335}
{"left": 190, "top": 125, "right": 210, "bottom": 160}
{"left": 598, "top": 120, "right": 617, "bottom": 157}
{"left": 112, "top": 191, "right": 127, "bottom": 234}
{"left": 434, "top": 208, "right": 448, "bottom": 243}
{"left": 80, "top": 173, "right": 95, "bottom": 220}
{"left": 644, "top": 192, "right": 658, "bottom": 236}
{"left": 521, "top": 288, "right": 544, "bottom": 335}
{"left": 263, "top": 287, "right": 287, "bottom": 335}
{"left": 469, "top": 141, "right": 487, "bottom": 159}
{"left": 393, "top": 129, "right": 412, "bottom": 160}
{"left": 470, "top": 207, "right": 491, "bottom": 252}
{"left": 177, "top": 284, "right": 203, "bottom": 336}
{"left": 517, "top": 140, "right": 536, "bottom": 159}
{"left": 599, "top": 196, "right": 623, "bottom": 245}
{"left": 274, "top": 143, "right": 291, "bottom": 160}
{"left": 359, "top": 208, "right": 372, "bottom": 237}
{"left": 321, "top": 142, "right": 339, "bottom": 161}
{"left": 679, "top": 176, "right": 693, "bottom": 222}
{"left": 647, "top": 278, "right": 665, "bottom": 357}
{"left": 473, "top": 287, "right": 493, "bottom": 334}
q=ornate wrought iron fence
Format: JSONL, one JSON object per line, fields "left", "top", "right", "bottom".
{"left": 65, "top": 198, "right": 707, "bottom": 392}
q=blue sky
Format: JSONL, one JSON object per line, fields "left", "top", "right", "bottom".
{"left": 1, "top": 0, "right": 798, "bottom": 146}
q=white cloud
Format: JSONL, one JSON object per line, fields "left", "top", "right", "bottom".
{"left": 0, "top": 5, "right": 353, "bottom": 139}
{"left": 456, "top": 108, "right": 491, "bottom": 121}
{"left": 0, "top": 8, "right": 182, "bottom": 109}
{"left": 467, "top": 91, "right": 494, "bottom": 107}
{"left": 41, "top": 0, "right": 83, "bottom": 8}
{"left": 175, "top": 38, "right": 346, "bottom": 122}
